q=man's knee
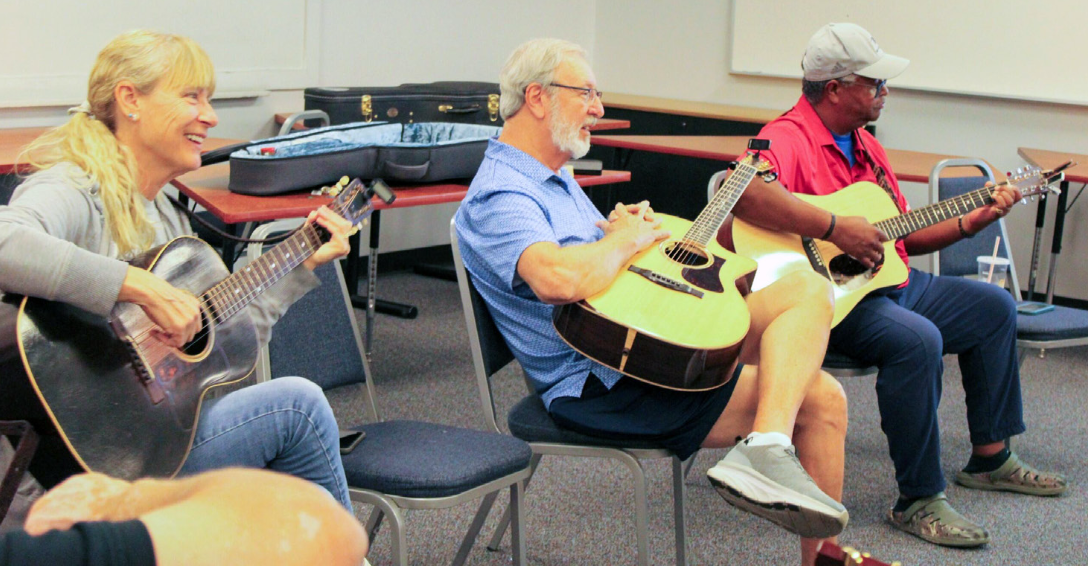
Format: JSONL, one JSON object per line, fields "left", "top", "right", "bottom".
{"left": 799, "top": 371, "right": 848, "bottom": 436}
{"left": 766, "top": 271, "right": 835, "bottom": 315}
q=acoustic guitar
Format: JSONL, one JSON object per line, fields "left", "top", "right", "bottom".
{"left": 552, "top": 151, "right": 773, "bottom": 391}
{"left": 0, "top": 178, "right": 392, "bottom": 485}
{"left": 729, "top": 163, "right": 1070, "bottom": 327}
{"left": 815, "top": 542, "right": 898, "bottom": 565}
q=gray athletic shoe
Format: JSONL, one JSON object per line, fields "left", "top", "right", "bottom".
{"left": 706, "top": 438, "right": 848, "bottom": 538}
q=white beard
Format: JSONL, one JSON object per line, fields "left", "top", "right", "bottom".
{"left": 548, "top": 98, "right": 591, "bottom": 160}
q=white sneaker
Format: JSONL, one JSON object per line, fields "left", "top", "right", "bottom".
{"left": 706, "top": 438, "right": 848, "bottom": 538}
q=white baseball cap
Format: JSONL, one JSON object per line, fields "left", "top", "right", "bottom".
{"left": 801, "top": 23, "right": 909, "bottom": 81}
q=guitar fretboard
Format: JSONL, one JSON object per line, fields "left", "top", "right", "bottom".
{"left": 876, "top": 185, "right": 994, "bottom": 240}
{"left": 685, "top": 160, "right": 760, "bottom": 245}
{"left": 202, "top": 225, "right": 327, "bottom": 324}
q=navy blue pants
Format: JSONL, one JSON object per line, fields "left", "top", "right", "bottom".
{"left": 830, "top": 269, "right": 1025, "bottom": 498}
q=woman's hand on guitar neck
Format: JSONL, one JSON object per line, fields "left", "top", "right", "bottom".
{"left": 303, "top": 206, "right": 353, "bottom": 272}
{"left": 119, "top": 266, "right": 202, "bottom": 348}
{"left": 828, "top": 215, "right": 886, "bottom": 268}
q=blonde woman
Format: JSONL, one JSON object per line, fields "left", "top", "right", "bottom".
{"left": 0, "top": 30, "right": 353, "bottom": 510}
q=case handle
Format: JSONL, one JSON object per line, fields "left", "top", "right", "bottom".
{"left": 381, "top": 161, "right": 431, "bottom": 181}
{"left": 437, "top": 104, "right": 481, "bottom": 115}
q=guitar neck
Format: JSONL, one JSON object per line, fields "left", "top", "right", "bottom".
{"left": 686, "top": 161, "right": 760, "bottom": 245}
{"left": 202, "top": 225, "right": 327, "bottom": 323}
{"left": 875, "top": 184, "right": 994, "bottom": 240}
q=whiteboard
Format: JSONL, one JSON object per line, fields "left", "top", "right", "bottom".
{"left": 0, "top": 0, "right": 320, "bottom": 107}
{"left": 730, "top": 0, "right": 1088, "bottom": 106}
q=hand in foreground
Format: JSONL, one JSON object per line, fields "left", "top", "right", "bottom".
{"left": 25, "top": 473, "right": 131, "bottom": 535}
{"left": 963, "top": 181, "right": 1021, "bottom": 234}
{"left": 828, "top": 215, "right": 887, "bottom": 268}
{"left": 119, "top": 267, "right": 202, "bottom": 348}
{"left": 596, "top": 200, "right": 670, "bottom": 252}
{"left": 303, "top": 205, "right": 354, "bottom": 271}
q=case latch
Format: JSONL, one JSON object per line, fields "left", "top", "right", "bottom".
{"left": 361, "top": 95, "right": 374, "bottom": 122}
{"left": 488, "top": 94, "right": 500, "bottom": 122}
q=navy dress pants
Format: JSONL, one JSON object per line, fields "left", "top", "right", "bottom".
{"left": 829, "top": 269, "right": 1025, "bottom": 498}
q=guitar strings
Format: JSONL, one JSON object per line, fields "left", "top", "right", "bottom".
{"left": 128, "top": 186, "right": 361, "bottom": 356}
{"left": 663, "top": 159, "right": 755, "bottom": 280}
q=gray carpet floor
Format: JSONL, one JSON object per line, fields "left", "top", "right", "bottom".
{"left": 329, "top": 270, "right": 1087, "bottom": 565}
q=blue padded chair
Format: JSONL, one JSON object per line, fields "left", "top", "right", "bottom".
{"left": 247, "top": 220, "right": 532, "bottom": 566}
{"left": 706, "top": 170, "right": 876, "bottom": 378}
{"left": 930, "top": 159, "right": 1088, "bottom": 366}
{"left": 451, "top": 219, "right": 690, "bottom": 566}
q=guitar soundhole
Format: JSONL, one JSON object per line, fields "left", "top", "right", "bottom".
{"left": 662, "top": 241, "right": 710, "bottom": 267}
{"left": 828, "top": 254, "right": 868, "bottom": 277}
{"left": 827, "top": 254, "right": 882, "bottom": 290}
{"left": 178, "top": 309, "right": 213, "bottom": 358}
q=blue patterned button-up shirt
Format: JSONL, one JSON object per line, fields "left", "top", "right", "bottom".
{"left": 455, "top": 139, "right": 623, "bottom": 409}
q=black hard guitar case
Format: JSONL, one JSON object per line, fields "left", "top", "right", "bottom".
{"left": 304, "top": 82, "right": 503, "bottom": 127}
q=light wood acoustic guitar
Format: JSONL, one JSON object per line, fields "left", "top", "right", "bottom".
{"left": 728, "top": 163, "right": 1071, "bottom": 327}
{"left": 552, "top": 151, "right": 773, "bottom": 391}
{"left": 0, "top": 178, "right": 392, "bottom": 486}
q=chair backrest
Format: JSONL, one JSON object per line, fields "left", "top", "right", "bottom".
{"left": 450, "top": 218, "right": 516, "bottom": 433}
{"left": 929, "top": 159, "right": 1022, "bottom": 297}
{"left": 246, "top": 219, "right": 379, "bottom": 420}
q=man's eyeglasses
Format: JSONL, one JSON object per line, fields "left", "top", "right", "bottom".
{"left": 839, "top": 76, "right": 888, "bottom": 98}
{"left": 549, "top": 83, "right": 604, "bottom": 103}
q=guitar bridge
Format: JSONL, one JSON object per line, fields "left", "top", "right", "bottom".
{"left": 801, "top": 237, "right": 833, "bottom": 280}
{"left": 627, "top": 266, "right": 704, "bottom": 298}
{"left": 123, "top": 337, "right": 166, "bottom": 404}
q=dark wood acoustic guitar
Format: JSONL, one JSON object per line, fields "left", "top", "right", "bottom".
{"left": 552, "top": 149, "right": 773, "bottom": 391}
{"left": 729, "top": 163, "right": 1071, "bottom": 327}
{"left": 0, "top": 178, "right": 391, "bottom": 486}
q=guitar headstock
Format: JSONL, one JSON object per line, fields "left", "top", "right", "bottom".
{"left": 1006, "top": 160, "right": 1074, "bottom": 200}
{"left": 739, "top": 138, "right": 777, "bottom": 183}
{"left": 328, "top": 177, "right": 397, "bottom": 228}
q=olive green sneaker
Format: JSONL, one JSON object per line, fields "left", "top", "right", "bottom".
{"left": 956, "top": 451, "right": 1068, "bottom": 496}
{"left": 887, "top": 493, "right": 990, "bottom": 548}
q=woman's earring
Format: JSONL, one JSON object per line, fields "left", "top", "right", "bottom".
{"left": 128, "top": 113, "right": 139, "bottom": 121}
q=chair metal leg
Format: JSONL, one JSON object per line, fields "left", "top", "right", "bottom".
{"left": 366, "top": 508, "right": 384, "bottom": 542}
{"left": 488, "top": 453, "right": 542, "bottom": 551}
{"left": 682, "top": 453, "right": 698, "bottom": 481}
{"left": 388, "top": 506, "right": 409, "bottom": 566}
{"left": 452, "top": 491, "right": 500, "bottom": 566}
{"left": 672, "top": 456, "right": 688, "bottom": 566}
{"left": 362, "top": 497, "right": 408, "bottom": 565}
{"left": 510, "top": 479, "right": 526, "bottom": 566}
{"left": 610, "top": 450, "right": 651, "bottom": 566}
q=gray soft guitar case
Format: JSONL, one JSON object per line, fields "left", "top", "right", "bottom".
{"left": 217, "top": 121, "right": 501, "bottom": 195}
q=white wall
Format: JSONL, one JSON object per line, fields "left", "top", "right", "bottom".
{"left": 4, "top": 0, "right": 1087, "bottom": 299}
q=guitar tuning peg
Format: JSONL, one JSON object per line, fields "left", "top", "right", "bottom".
{"left": 338, "top": 176, "right": 350, "bottom": 187}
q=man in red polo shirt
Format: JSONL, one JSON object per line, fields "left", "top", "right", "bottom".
{"left": 724, "top": 23, "right": 1067, "bottom": 548}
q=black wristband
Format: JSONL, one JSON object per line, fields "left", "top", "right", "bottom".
{"left": 958, "top": 215, "right": 974, "bottom": 238}
{"left": 820, "top": 213, "right": 837, "bottom": 240}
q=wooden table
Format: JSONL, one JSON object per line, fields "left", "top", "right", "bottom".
{"left": 1018, "top": 147, "right": 1086, "bottom": 302}
{"left": 591, "top": 135, "right": 999, "bottom": 184}
{"left": 602, "top": 94, "right": 782, "bottom": 125}
{"left": 273, "top": 112, "right": 630, "bottom": 133}
{"left": 0, "top": 128, "right": 44, "bottom": 174}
